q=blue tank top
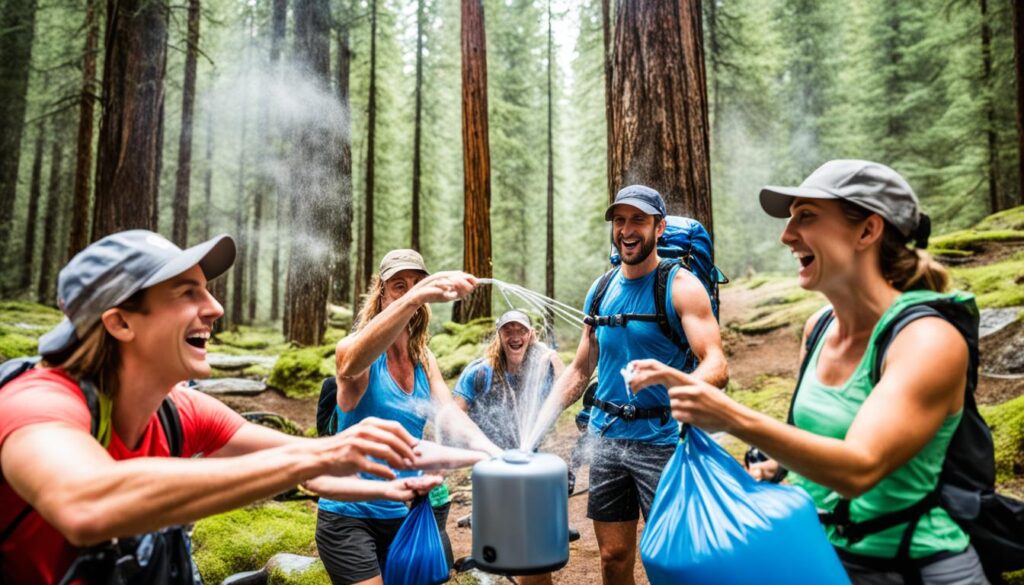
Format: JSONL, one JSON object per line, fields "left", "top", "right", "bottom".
{"left": 583, "top": 265, "right": 688, "bottom": 445}
{"left": 318, "top": 352, "right": 432, "bottom": 519}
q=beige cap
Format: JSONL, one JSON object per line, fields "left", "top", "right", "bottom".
{"left": 496, "top": 309, "right": 532, "bottom": 330}
{"left": 379, "top": 249, "right": 429, "bottom": 281}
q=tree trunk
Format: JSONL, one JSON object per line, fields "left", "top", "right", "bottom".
{"left": 331, "top": 24, "right": 354, "bottom": 305}
{"left": 248, "top": 183, "right": 262, "bottom": 321}
{"left": 247, "top": 8, "right": 263, "bottom": 322}
{"left": 411, "top": 0, "right": 424, "bottom": 252}
{"left": 609, "top": 0, "right": 712, "bottom": 235}
{"left": 270, "top": 0, "right": 287, "bottom": 321}
{"left": 454, "top": 0, "right": 493, "bottom": 323}
{"left": 354, "top": 206, "right": 365, "bottom": 304}
{"left": 39, "top": 136, "right": 64, "bottom": 303}
{"left": 285, "top": 0, "right": 336, "bottom": 345}
{"left": 0, "top": 0, "right": 37, "bottom": 289}
{"left": 1015, "top": 0, "right": 1024, "bottom": 206}
{"left": 602, "top": 0, "right": 613, "bottom": 203}
{"left": 68, "top": 0, "right": 99, "bottom": 258}
{"left": 362, "top": 0, "right": 378, "bottom": 283}
{"left": 980, "top": 0, "right": 1000, "bottom": 212}
{"left": 231, "top": 107, "right": 248, "bottom": 328}
{"left": 172, "top": 0, "right": 201, "bottom": 245}
{"left": 91, "top": 0, "right": 169, "bottom": 240}
{"left": 202, "top": 110, "right": 213, "bottom": 241}
{"left": 20, "top": 123, "right": 46, "bottom": 293}
{"left": 153, "top": 96, "right": 165, "bottom": 230}
{"left": 545, "top": 0, "right": 555, "bottom": 303}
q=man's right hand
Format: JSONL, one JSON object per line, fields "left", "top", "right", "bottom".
{"left": 324, "top": 417, "right": 419, "bottom": 479}
{"left": 412, "top": 271, "right": 478, "bottom": 304}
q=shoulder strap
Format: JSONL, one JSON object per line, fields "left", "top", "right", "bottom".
{"left": 587, "top": 268, "right": 619, "bottom": 319}
{"left": 785, "top": 308, "right": 834, "bottom": 425}
{"left": 157, "top": 396, "right": 184, "bottom": 458}
{"left": 870, "top": 305, "right": 943, "bottom": 384}
{"left": 653, "top": 259, "right": 687, "bottom": 352}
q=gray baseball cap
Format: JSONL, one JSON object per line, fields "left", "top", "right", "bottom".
{"left": 379, "top": 249, "right": 429, "bottom": 281}
{"left": 759, "top": 160, "right": 924, "bottom": 240}
{"left": 496, "top": 310, "right": 532, "bottom": 330}
{"left": 604, "top": 185, "right": 668, "bottom": 221}
{"left": 38, "top": 230, "right": 236, "bottom": 356}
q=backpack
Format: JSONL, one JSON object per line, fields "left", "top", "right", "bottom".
{"left": 764, "top": 295, "right": 1024, "bottom": 584}
{"left": 587, "top": 216, "right": 728, "bottom": 371}
{"left": 0, "top": 357, "right": 189, "bottom": 585}
{"left": 316, "top": 376, "right": 340, "bottom": 437}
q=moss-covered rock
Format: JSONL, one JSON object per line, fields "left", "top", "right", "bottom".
{"left": 268, "top": 346, "right": 334, "bottom": 398}
{"left": 732, "top": 296, "right": 824, "bottom": 335}
{"left": 0, "top": 301, "right": 63, "bottom": 361}
{"left": 980, "top": 395, "right": 1024, "bottom": 485}
{"left": 436, "top": 342, "right": 484, "bottom": 379}
{"left": 327, "top": 304, "right": 353, "bottom": 331}
{"left": 949, "top": 251, "right": 1024, "bottom": 309}
{"left": 266, "top": 553, "right": 331, "bottom": 585}
{"left": 928, "top": 229, "right": 1024, "bottom": 256}
{"left": 974, "top": 205, "right": 1024, "bottom": 232}
{"left": 192, "top": 501, "right": 318, "bottom": 585}
{"left": 429, "top": 317, "right": 495, "bottom": 378}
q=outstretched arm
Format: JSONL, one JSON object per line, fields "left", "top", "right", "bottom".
{"left": 672, "top": 269, "right": 728, "bottom": 388}
{"left": 528, "top": 326, "right": 598, "bottom": 451}
{"left": 426, "top": 351, "right": 502, "bottom": 456}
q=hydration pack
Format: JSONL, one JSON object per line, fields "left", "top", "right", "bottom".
{"left": 758, "top": 293, "right": 1024, "bottom": 584}
{"left": 316, "top": 376, "right": 340, "bottom": 437}
{"left": 0, "top": 357, "right": 192, "bottom": 585}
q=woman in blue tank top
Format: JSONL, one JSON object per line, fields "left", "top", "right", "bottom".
{"left": 315, "top": 249, "right": 501, "bottom": 585}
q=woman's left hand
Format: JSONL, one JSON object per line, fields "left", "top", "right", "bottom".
{"left": 626, "top": 359, "right": 685, "bottom": 393}
{"left": 668, "top": 370, "right": 738, "bottom": 432}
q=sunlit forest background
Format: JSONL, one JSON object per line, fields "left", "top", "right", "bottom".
{"left": 1, "top": 0, "right": 1020, "bottom": 336}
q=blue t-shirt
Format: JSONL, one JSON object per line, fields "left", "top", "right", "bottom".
{"left": 453, "top": 347, "right": 555, "bottom": 450}
{"left": 583, "top": 265, "right": 688, "bottom": 445}
{"left": 318, "top": 352, "right": 431, "bottom": 520}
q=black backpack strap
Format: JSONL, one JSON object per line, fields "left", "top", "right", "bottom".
{"left": 870, "top": 305, "right": 944, "bottom": 384}
{"left": 785, "top": 308, "right": 834, "bottom": 425}
{"left": 157, "top": 397, "right": 184, "bottom": 458}
{"left": 652, "top": 259, "right": 688, "bottom": 354}
{"left": 583, "top": 268, "right": 619, "bottom": 327}
{"left": 819, "top": 489, "right": 941, "bottom": 545}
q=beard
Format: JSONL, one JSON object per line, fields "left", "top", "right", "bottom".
{"left": 613, "top": 229, "right": 658, "bottom": 266}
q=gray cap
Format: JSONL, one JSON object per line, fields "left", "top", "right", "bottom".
{"left": 496, "top": 310, "right": 532, "bottom": 330}
{"left": 759, "top": 160, "right": 924, "bottom": 240}
{"left": 379, "top": 249, "right": 429, "bottom": 281}
{"left": 604, "top": 185, "right": 668, "bottom": 221}
{"left": 38, "top": 230, "right": 236, "bottom": 356}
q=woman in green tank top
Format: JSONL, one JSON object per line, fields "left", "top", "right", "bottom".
{"left": 654, "top": 161, "right": 988, "bottom": 584}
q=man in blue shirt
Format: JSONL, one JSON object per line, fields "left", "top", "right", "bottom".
{"left": 534, "top": 186, "right": 729, "bottom": 585}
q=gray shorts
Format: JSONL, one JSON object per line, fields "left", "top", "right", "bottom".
{"left": 586, "top": 436, "right": 676, "bottom": 523}
{"left": 841, "top": 546, "right": 990, "bottom": 585}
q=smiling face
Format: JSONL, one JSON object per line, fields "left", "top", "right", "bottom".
{"left": 498, "top": 322, "right": 534, "bottom": 367}
{"left": 610, "top": 204, "right": 665, "bottom": 266}
{"left": 116, "top": 265, "right": 224, "bottom": 383}
{"left": 780, "top": 198, "right": 874, "bottom": 292}
{"left": 381, "top": 269, "right": 427, "bottom": 310}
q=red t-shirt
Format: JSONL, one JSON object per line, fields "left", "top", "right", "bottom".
{"left": 0, "top": 368, "right": 246, "bottom": 584}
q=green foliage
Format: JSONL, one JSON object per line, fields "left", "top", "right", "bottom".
{"left": 949, "top": 251, "right": 1024, "bottom": 309}
{"left": 429, "top": 317, "right": 493, "bottom": 378}
{"left": 980, "top": 395, "right": 1024, "bottom": 485}
{"left": 192, "top": 501, "right": 318, "bottom": 585}
{"left": 0, "top": 301, "right": 63, "bottom": 360}
{"left": 268, "top": 346, "right": 334, "bottom": 398}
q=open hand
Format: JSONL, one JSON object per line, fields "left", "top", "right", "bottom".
{"left": 326, "top": 417, "right": 419, "bottom": 479}
{"left": 413, "top": 271, "right": 478, "bottom": 304}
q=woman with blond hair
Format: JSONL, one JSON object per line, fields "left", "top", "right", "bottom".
{"left": 317, "top": 249, "right": 501, "bottom": 585}
{"left": 631, "top": 160, "right": 989, "bottom": 584}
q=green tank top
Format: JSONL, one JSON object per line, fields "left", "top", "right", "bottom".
{"left": 789, "top": 290, "right": 970, "bottom": 559}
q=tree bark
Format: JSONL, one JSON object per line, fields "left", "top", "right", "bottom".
{"left": 454, "top": 0, "right": 493, "bottom": 323}
{"left": 39, "top": 136, "right": 64, "bottom": 303}
{"left": 331, "top": 24, "right": 354, "bottom": 306}
{"left": 1015, "top": 0, "right": 1024, "bottom": 206}
{"left": 603, "top": 0, "right": 614, "bottom": 203}
{"left": 545, "top": 0, "right": 555, "bottom": 302}
{"left": 609, "top": 0, "right": 713, "bottom": 236}
{"left": 172, "top": 0, "right": 201, "bottom": 245}
{"left": 980, "top": 0, "right": 1000, "bottom": 212}
{"left": 362, "top": 0, "right": 378, "bottom": 283}
{"left": 202, "top": 110, "right": 213, "bottom": 241}
{"left": 68, "top": 0, "right": 100, "bottom": 258}
{"left": 231, "top": 104, "right": 248, "bottom": 329}
{"left": 91, "top": 0, "right": 169, "bottom": 240}
{"left": 20, "top": 123, "right": 46, "bottom": 293}
{"left": 248, "top": 182, "right": 262, "bottom": 321}
{"left": 411, "top": 0, "right": 424, "bottom": 252}
{"left": 0, "top": 0, "right": 38, "bottom": 288}
{"left": 270, "top": 0, "right": 287, "bottom": 321}
{"left": 284, "top": 0, "right": 336, "bottom": 345}
{"left": 153, "top": 96, "right": 165, "bottom": 230}
{"left": 248, "top": 7, "right": 263, "bottom": 322}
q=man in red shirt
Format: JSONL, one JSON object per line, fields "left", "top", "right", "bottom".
{"left": 0, "top": 230, "right": 479, "bottom": 584}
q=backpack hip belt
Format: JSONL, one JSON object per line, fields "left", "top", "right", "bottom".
{"left": 589, "top": 396, "right": 670, "bottom": 425}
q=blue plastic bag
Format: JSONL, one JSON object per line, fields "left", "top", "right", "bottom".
{"left": 383, "top": 496, "right": 450, "bottom": 585}
{"left": 640, "top": 427, "right": 849, "bottom": 585}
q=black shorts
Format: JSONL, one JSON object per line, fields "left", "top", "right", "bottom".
{"left": 586, "top": 436, "right": 676, "bottom": 523}
{"left": 315, "top": 503, "right": 453, "bottom": 585}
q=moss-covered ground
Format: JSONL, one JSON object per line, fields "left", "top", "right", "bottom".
{"left": 0, "top": 301, "right": 62, "bottom": 360}
{"left": 267, "top": 344, "right": 335, "bottom": 398}
{"left": 192, "top": 501, "right": 323, "bottom": 585}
